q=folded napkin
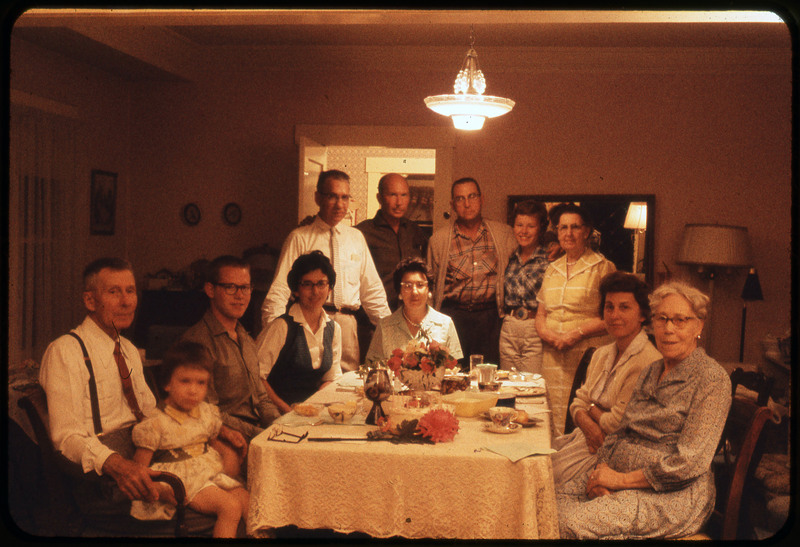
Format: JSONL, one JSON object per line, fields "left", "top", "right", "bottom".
{"left": 483, "top": 441, "right": 556, "bottom": 463}
{"left": 275, "top": 413, "right": 321, "bottom": 427}
{"left": 336, "top": 372, "right": 364, "bottom": 388}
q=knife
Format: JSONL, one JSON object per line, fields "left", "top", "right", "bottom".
{"left": 307, "top": 437, "right": 367, "bottom": 442}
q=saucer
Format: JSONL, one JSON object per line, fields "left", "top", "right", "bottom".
{"left": 514, "top": 386, "right": 546, "bottom": 397}
{"left": 483, "top": 422, "right": 521, "bottom": 434}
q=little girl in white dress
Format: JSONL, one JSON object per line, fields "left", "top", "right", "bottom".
{"left": 131, "top": 341, "right": 249, "bottom": 538}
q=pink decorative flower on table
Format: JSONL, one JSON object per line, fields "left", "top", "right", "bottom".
{"left": 417, "top": 409, "right": 460, "bottom": 443}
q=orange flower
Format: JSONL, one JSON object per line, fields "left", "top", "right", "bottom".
{"left": 417, "top": 409, "right": 459, "bottom": 442}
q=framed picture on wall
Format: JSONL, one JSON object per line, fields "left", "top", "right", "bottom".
{"left": 90, "top": 169, "right": 117, "bottom": 235}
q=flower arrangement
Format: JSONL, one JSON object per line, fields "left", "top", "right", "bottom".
{"left": 385, "top": 339, "right": 459, "bottom": 391}
{"left": 368, "top": 408, "right": 460, "bottom": 444}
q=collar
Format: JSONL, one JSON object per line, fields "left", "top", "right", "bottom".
{"left": 313, "top": 215, "right": 342, "bottom": 233}
{"left": 288, "top": 302, "right": 331, "bottom": 333}
{"left": 373, "top": 210, "right": 407, "bottom": 229}
{"left": 552, "top": 249, "right": 603, "bottom": 276}
{"left": 80, "top": 314, "right": 119, "bottom": 344}
{"left": 613, "top": 330, "right": 651, "bottom": 369}
{"left": 512, "top": 245, "right": 548, "bottom": 264}
{"left": 163, "top": 402, "right": 201, "bottom": 424}
{"left": 453, "top": 219, "right": 487, "bottom": 240}
{"left": 203, "top": 308, "right": 243, "bottom": 338}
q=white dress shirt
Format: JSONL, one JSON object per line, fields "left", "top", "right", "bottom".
{"left": 39, "top": 316, "right": 157, "bottom": 475}
{"left": 256, "top": 303, "right": 343, "bottom": 382}
{"left": 261, "top": 215, "right": 391, "bottom": 325}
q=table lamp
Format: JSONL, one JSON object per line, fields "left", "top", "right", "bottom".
{"left": 739, "top": 268, "right": 764, "bottom": 362}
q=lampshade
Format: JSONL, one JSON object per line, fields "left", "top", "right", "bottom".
{"left": 623, "top": 202, "right": 648, "bottom": 231}
{"left": 424, "top": 32, "right": 514, "bottom": 131}
{"left": 741, "top": 267, "right": 764, "bottom": 301}
{"left": 676, "top": 224, "right": 751, "bottom": 268}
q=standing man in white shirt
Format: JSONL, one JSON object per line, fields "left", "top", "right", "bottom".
{"left": 262, "top": 169, "right": 391, "bottom": 371}
{"left": 39, "top": 258, "right": 164, "bottom": 513}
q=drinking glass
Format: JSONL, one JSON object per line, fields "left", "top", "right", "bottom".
{"left": 468, "top": 354, "right": 483, "bottom": 390}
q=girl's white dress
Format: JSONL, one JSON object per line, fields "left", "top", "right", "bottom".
{"left": 130, "top": 401, "right": 241, "bottom": 520}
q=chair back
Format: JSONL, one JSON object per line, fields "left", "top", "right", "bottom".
{"left": 563, "top": 346, "right": 596, "bottom": 434}
{"left": 709, "top": 396, "right": 772, "bottom": 540}
{"left": 730, "top": 367, "right": 774, "bottom": 406}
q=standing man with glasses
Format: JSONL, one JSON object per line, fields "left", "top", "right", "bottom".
{"left": 183, "top": 255, "right": 280, "bottom": 442}
{"left": 262, "top": 169, "right": 390, "bottom": 371}
{"left": 427, "top": 177, "right": 516, "bottom": 368}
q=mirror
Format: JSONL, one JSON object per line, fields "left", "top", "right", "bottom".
{"left": 507, "top": 194, "right": 655, "bottom": 286}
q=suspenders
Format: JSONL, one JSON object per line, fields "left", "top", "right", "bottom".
{"left": 68, "top": 332, "right": 104, "bottom": 435}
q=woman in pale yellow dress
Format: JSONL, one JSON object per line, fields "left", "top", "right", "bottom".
{"left": 535, "top": 203, "right": 616, "bottom": 434}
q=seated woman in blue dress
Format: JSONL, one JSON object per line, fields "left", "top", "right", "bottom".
{"left": 556, "top": 281, "right": 731, "bottom": 539}
{"left": 255, "top": 251, "right": 342, "bottom": 414}
{"left": 366, "top": 257, "right": 462, "bottom": 362}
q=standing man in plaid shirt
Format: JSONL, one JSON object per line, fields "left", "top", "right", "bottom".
{"left": 427, "top": 177, "right": 516, "bottom": 368}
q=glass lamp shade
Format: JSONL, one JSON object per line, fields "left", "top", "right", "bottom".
{"left": 424, "top": 94, "right": 515, "bottom": 130}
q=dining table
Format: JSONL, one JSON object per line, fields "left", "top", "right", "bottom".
{"left": 247, "top": 371, "right": 559, "bottom": 540}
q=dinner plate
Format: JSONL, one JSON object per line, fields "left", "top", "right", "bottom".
{"left": 513, "top": 386, "right": 546, "bottom": 397}
{"left": 483, "top": 422, "right": 521, "bottom": 434}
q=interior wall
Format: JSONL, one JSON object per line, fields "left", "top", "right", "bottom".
{"left": 9, "top": 35, "right": 791, "bottom": 366}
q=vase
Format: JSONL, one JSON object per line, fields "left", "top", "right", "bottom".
{"left": 398, "top": 367, "right": 447, "bottom": 391}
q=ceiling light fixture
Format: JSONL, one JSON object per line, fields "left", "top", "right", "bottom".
{"left": 424, "top": 28, "right": 515, "bottom": 131}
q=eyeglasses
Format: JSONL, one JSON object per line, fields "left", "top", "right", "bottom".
{"left": 453, "top": 193, "right": 481, "bottom": 204}
{"left": 266, "top": 426, "right": 308, "bottom": 444}
{"left": 652, "top": 314, "right": 698, "bottom": 329}
{"left": 321, "top": 192, "right": 351, "bottom": 203}
{"left": 557, "top": 223, "right": 585, "bottom": 233}
{"left": 299, "top": 280, "right": 330, "bottom": 290}
{"left": 213, "top": 283, "right": 253, "bottom": 295}
{"left": 400, "top": 281, "right": 429, "bottom": 291}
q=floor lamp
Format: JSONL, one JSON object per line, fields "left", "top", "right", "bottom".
{"left": 676, "top": 224, "right": 751, "bottom": 356}
{"left": 740, "top": 268, "right": 764, "bottom": 362}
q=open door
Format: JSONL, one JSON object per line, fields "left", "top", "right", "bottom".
{"left": 297, "top": 136, "right": 327, "bottom": 223}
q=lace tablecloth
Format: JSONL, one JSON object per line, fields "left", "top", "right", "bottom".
{"left": 247, "top": 373, "right": 559, "bottom": 539}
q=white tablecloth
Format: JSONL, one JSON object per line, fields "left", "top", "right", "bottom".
{"left": 247, "top": 372, "right": 559, "bottom": 539}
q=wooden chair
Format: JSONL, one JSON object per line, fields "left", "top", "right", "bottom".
{"left": 563, "top": 346, "right": 596, "bottom": 434}
{"left": 730, "top": 367, "right": 774, "bottom": 406}
{"left": 16, "top": 383, "right": 212, "bottom": 537}
{"left": 682, "top": 396, "right": 772, "bottom": 540}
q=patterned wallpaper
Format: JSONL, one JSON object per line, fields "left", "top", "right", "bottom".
{"left": 327, "top": 146, "right": 435, "bottom": 225}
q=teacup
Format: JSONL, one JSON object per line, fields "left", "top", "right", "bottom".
{"left": 476, "top": 363, "right": 497, "bottom": 385}
{"left": 488, "top": 406, "right": 517, "bottom": 429}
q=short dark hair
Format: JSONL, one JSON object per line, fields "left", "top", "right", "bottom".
{"left": 451, "top": 177, "right": 481, "bottom": 199}
{"left": 549, "top": 202, "right": 594, "bottom": 233}
{"left": 598, "top": 271, "right": 652, "bottom": 326}
{"left": 159, "top": 340, "right": 212, "bottom": 389}
{"left": 83, "top": 257, "right": 134, "bottom": 291}
{"left": 206, "top": 255, "right": 250, "bottom": 285}
{"left": 316, "top": 169, "right": 350, "bottom": 193}
{"left": 511, "top": 200, "right": 549, "bottom": 232}
{"left": 392, "top": 256, "right": 433, "bottom": 296}
{"left": 287, "top": 251, "right": 336, "bottom": 292}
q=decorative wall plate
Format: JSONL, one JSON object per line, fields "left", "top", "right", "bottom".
{"left": 182, "top": 203, "right": 201, "bottom": 226}
{"left": 223, "top": 202, "right": 242, "bottom": 226}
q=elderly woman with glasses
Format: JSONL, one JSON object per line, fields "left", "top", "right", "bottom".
{"left": 535, "top": 203, "right": 616, "bottom": 434}
{"left": 556, "top": 281, "right": 731, "bottom": 539}
{"left": 366, "top": 257, "right": 462, "bottom": 363}
{"left": 255, "top": 251, "right": 342, "bottom": 414}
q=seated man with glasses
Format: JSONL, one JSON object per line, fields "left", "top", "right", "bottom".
{"left": 427, "top": 177, "right": 516, "bottom": 368}
{"left": 182, "top": 255, "right": 280, "bottom": 444}
{"left": 261, "top": 169, "right": 390, "bottom": 372}
{"left": 256, "top": 251, "right": 342, "bottom": 414}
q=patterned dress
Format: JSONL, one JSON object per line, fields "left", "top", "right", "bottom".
{"left": 537, "top": 249, "right": 616, "bottom": 433}
{"left": 130, "top": 401, "right": 241, "bottom": 520}
{"left": 556, "top": 348, "right": 731, "bottom": 539}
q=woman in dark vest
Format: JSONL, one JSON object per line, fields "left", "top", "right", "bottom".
{"left": 255, "top": 251, "right": 342, "bottom": 414}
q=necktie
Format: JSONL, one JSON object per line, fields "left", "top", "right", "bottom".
{"left": 331, "top": 227, "right": 343, "bottom": 308}
{"left": 114, "top": 339, "right": 145, "bottom": 422}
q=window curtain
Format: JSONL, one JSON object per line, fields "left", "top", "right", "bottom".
{"left": 9, "top": 105, "right": 79, "bottom": 364}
